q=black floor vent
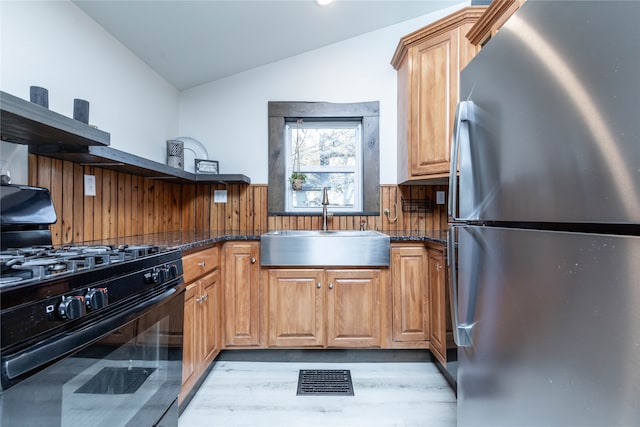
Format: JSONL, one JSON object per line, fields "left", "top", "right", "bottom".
{"left": 75, "top": 367, "right": 156, "bottom": 395}
{"left": 297, "top": 369, "right": 354, "bottom": 396}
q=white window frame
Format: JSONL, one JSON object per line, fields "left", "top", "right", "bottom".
{"left": 284, "top": 120, "right": 363, "bottom": 213}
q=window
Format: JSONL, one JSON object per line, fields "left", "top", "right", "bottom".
{"left": 268, "top": 101, "right": 380, "bottom": 216}
{"left": 285, "top": 119, "right": 362, "bottom": 213}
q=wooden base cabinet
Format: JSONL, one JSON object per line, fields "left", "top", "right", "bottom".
{"left": 223, "top": 242, "right": 262, "bottom": 347}
{"left": 267, "top": 269, "right": 324, "bottom": 347}
{"left": 267, "top": 268, "right": 383, "bottom": 348}
{"left": 181, "top": 284, "right": 197, "bottom": 402}
{"left": 326, "top": 269, "right": 382, "bottom": 348}
{"left": 179, "top": 246, "right": 221, "bottom": 404}
{"left": 427, "top": 247, "right": 447, "bottom": 364}
{"left": 391, "top": 244, "right": 430, "bottom": 345}
{"left": 390, "top": 243, "right": 450, "bottom": 364}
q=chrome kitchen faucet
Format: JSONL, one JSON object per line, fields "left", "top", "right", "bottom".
{"left": 322, "top": 187, "right": 329, "bottom": 231}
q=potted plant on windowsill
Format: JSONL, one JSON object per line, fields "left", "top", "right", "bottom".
{"left": 289, "top": 172, "right": 306, "bottom": 190}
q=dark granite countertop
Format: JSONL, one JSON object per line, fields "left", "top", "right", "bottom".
{"left": 386, "top": 230, "right": 448, "bottom": 245}
{"left": 81, "top": 229, "right": 447, "bottom": 253}
{"left": 80, "top": 231, "right": 258, "bottom": 253}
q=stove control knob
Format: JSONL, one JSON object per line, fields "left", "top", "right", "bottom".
{"left": 168, "top": 264, "right": 179, "bottom": 279}
{"left": 86, "top": 288, "right": 108, "bottom": 310}
{"left": 156, "top": 267, "right": 168, "bottom": 283}
{"left": 58, "top": 296, "right": 86, "bottom": 320}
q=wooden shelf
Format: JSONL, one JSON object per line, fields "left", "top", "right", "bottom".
{"left": 1, "top": 91, "right": 110, "bottom": 147}
{"left": 28, "top": 144, "right": 251, "bottom": 184}
{"left": 2, "top": 90, "right": 250, "bottom": 184}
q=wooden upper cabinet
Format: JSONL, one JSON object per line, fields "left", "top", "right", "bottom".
{"left": 223, "top": 241, "right": 262, "bottom": 347}
{"left": 411, "top": 29, "right": 458, "bottom": 178}
{"left": 466, "top": 0, "right": 526, "bottom": 48}
{"left": 392, "top": 6, "right": 485, "bottom": 183}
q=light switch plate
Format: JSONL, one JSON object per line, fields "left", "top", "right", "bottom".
{"left": 214, "top": 190, "right": 227, "bottom": 203}
{"left": 436, "top": 191, "right": 446, "bottom": 205}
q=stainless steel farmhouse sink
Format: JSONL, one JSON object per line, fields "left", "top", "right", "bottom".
{"left": 260, "top": 230, "right": 390, "bottom": 267}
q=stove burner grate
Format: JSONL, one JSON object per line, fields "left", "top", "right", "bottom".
{"left": 0, "top": 244, "right": 163, "bottom": 284}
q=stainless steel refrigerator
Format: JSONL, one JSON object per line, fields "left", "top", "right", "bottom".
{"left": 447, "top": 1, "right": 640, "bottom": 426}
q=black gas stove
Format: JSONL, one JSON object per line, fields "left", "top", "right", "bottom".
{"left": 1, "top": 243, "right": 183, "bottom": 352}
{"left": 0, "top": 184, "right": 184, "bottom": 426}
{"left": 0, "top": 184, "right": 182, "bottom": 351}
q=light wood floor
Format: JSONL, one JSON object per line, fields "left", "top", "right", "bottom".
{"left": 179, "top": 361, "right": 456, "bottom": 427}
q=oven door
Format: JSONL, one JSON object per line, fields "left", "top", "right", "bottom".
{"left": 0, "top": 282, "right": 184, "bottom": 427}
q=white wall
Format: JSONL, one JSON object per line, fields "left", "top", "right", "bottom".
{"left": 1, "top": 1, "right": 468, "bottom": 186}
{"left": 0, "top": 0, "right": 179, "bottom": 184}
{"left": 178, "top": 2, "right": 468, "bottom": 185}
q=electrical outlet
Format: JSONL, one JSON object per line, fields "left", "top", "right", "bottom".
{"left": 84, "top": 175, "right": 96, "bottom": 196}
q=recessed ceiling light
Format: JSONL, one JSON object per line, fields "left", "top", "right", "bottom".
{"left": 315, "top": 0, "right": 336, "bottom": 6}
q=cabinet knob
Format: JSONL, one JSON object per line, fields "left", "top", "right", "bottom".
{"left": 316, "top": 282, "right": 322, "bottom": 289}
{"left": 197, "top": 261, "right": 206, "bottom": 267}
{"left": 250, "top": 257, "right": 256, "bottom": 264}
{"left": 328, "top": 283, "right": 334, "bottom": 290}
{"left": 436, "top": 264, "right": 443, "bottom": 270}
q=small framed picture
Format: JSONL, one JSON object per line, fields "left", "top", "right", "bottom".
{"left": 195, "top": 159, "right": 219, "bottom": 174}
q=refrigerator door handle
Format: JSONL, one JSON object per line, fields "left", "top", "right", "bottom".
{"left": 448, "top": 101, "right": 473, "bottom": 220}
{"left": 447, "top": 226, "right": 473, "bottom": 347}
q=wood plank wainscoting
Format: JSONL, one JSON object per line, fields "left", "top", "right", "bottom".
{"left": 29, "top": 154, "right": 448, "bottom": 245}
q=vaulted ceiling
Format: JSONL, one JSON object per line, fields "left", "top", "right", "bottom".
{"left": 73, "top": 1, "right": 463, "bottom": 90}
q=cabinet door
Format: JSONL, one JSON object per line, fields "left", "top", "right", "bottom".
{"left": 326, "top": 269, "right": 382, "bottom": 348}
{"left": 179, "top": 282, "right": 198, "bottom": 404}
{"left": 267, "top": 269, "right": 324, "bottom": 347}
{"left": 391, "top": 245, "right": 429, "bottom": 343}
{"left": 394, "top": 7, "right": 484, "bottom": 182}
{"left": 410, "top": 29, "right": 459, "bottom": 177}
{"left": 223, "top": 242, "right": 261, "bottom": 347}
{"left": 200, "top": 270, "right": 221, "bottom": 367}
{"left": 428, "top": 248, "right": 447, "bottom": 364}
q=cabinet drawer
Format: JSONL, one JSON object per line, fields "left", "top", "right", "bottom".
{"left": 183, "top": 246, "right": 219, "bottom": 283}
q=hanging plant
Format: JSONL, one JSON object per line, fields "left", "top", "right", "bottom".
{"left": 290, "top": 118, "right": 306, "bottom": 190}
{"left": 289, "top": 172, "right": 307, "bottom": 190}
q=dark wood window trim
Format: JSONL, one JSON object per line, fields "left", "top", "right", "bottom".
{"left": 267, "top": 101, "right": 380, "bottom": 215}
